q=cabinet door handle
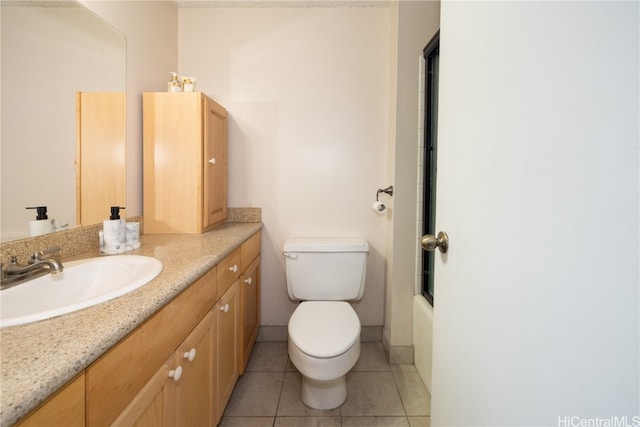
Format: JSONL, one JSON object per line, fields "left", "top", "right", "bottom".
{"left": 208, "top": 158, "right": 216, "bottom": 165}
{"left": 244, "top": 277, "right": 252, "bottom": 285}
{"left": 183, "top": 348, "right": 196, "bottom": 362}
{"left": 169, "top": 366, "right": 183, "bottom": 382}
{"left": 220, "top": 303, "right": 230, "bottom": 313}
{"left": 228, "top": 264, "right": 238, "bottom": 273}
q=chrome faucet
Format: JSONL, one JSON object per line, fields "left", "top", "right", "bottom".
{"left": 1, "top": 246, "right": 64, "bottom": 290}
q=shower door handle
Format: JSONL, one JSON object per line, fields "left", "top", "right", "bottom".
{"left": 421, "top": 231, "right": 449, "bottom": 254}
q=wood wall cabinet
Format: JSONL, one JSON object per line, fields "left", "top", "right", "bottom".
{"left": 76, "top": 92, "right": 125, "bottom": 227}
{"left": 143, "top": 92, "right": 228, "bottom": 233}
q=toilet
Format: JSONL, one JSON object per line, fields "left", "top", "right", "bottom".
{"left": 283, "top": 237, "right": 369, "bottom": 410}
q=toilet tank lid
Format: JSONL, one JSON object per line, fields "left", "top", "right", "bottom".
{"left": 284, "top": 238, "right": 369, "bottom": 253}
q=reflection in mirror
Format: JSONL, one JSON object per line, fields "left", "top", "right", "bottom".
{"left": 1, "top": 0, "right": 126, "bottom": 242}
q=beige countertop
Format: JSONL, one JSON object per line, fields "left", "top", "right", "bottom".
{"left": 0, "top": 222, "right": 263, "bottom": 426}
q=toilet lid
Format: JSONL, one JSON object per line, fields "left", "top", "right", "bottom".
{"left": 288, "top": 301, "right": 360, "bottom": 359}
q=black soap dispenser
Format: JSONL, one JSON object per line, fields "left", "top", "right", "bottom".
{"left": 102, "top": 206, "right": 126, "bottom": 254}
{"left": 26, "top": 206, "right": 54, "bottom": 236}
{"left": 110, "top": 206, "right": 125, "bottom": 220}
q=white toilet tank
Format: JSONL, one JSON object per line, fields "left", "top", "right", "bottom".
{"left": 283, "top": 238, "right": 369, "bottom": 301}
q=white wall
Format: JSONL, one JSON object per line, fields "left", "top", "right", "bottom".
{"left": 385, "top": 0, "right": 439, "bottom": 358}
{"left": 178, "top": 6, "right": 392, "bottom": 327}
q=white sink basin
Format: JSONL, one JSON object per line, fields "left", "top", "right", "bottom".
{"left": 0, "top": 255, "right": 163, "bottom": 328}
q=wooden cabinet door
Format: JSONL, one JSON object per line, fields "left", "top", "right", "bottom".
{"left": 203, "top": 96, "right": 228, "bottom": 229}
{"left": 143, "top": 92, "right": 227, "bottom": 233}
{"left": 216, "top": 281, "right": 239, "bottom": 421}
{"left": 111, "top": 358, "right": 177, "bottom": 427}
{"left": 76, "top": 92, "right": 125, "bottom": 227}
{"left": 86, "top": 268, "right": 217, "bottom": 426}
{"left": 143, "top": 92, "right": 202, "bottom": 233}
{"left": 240, "top": 257, "right": 260, "bottom": 373}
{"left": 175, "top": 311, "right": 215, "bottom": 427}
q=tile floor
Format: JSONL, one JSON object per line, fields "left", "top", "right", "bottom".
{"left": 220, "top": 341, "right": 431, "bottom": 427}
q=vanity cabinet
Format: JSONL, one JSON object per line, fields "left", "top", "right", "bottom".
{"left": 143, "top": 92, "right": 228, "bottom": 233}
{"left": 175, "top": 311, "right": 215, "bottom": 426}
{"left": 16, "top": 231, "right": 261, "bottom": 427}
{"left": 112, "top": 311, "right": 216, "bottom": 426}
{"left": 111, "top": 356, "right": 176, "bottom": 426}
{"left": 239, "top": 232, "right": 261, "bottom": 373}
{"left": 215, "top": 281, "right": 240, "bottom": 423}
{"left": 76, "top": 92, "right": 126, "bottom": 227}
{"left": 86, "top": 267, "right": 218, "bottom": 425}
{"left": 16, "top": 373, "right": 85, "bottom": 427}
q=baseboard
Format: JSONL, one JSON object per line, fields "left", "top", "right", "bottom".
{"left": 382, "top": 335, "right": 415, "bottom": 365}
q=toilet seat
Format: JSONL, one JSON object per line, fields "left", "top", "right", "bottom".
{"left": 288, "top": 301, "right": 360, "bottom": 359}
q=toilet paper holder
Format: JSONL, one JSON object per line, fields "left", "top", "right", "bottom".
{"left": 376, "top": 186, "right": 394, "bottom": 201}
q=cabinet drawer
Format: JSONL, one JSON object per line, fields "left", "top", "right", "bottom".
{"left": 217, "top": 248, "right": 240, "bottom": 296}
{"left": 240, "top": 232, "right": 261, "bottom": 271}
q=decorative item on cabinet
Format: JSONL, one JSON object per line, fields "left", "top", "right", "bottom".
{"left": 143, "top": 92, "right": 228, "bottom": 234}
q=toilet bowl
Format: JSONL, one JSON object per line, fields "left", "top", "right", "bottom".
{"left": 288, "top": 301, "right": 361, "bottom": 409}
{"left": 283, "top": 237, "right": 369, "bottom": 410}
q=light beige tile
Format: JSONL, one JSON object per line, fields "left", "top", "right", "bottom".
{"left": 341, "top": 372, "right": 405, "bottom": 417}
{"left": 260, "top": 325, "right": 289, "bottom": 342}
{"left": 408, "top": 416, "right": 431, "bottom": 427}
{"left": 224, "top": 372, "right": 284, "bottom": 417}
{"left": 247, "top": 341, "right": 289, "bottom": 372}
{"left": 219, "top": 416, "right": 275, "bottom": 427}
{"left": 286, "top": 356, "right": 298, "bottom": 372}
{"left": 342, "top": 416, "right": 411, "bottom": 426}
{"left": 390, "top": 365, "right": 417, "bottom": 372}
{"left": 277, "top": 372, "right": 340, "bottom": 417}
{"left": 361, "top": 326, "right": 383, "bottom": 342}
{"left": 392, "top": 371, "right": 431, "bottom": 416}
{"left": 275, "top": 416, "right": 341, "bottom": 426}
{"left": 388, "top": 346, "right": 414, "bottom": 365}
{"left": 352, "top": 342, "right": 390, "bottom": 372}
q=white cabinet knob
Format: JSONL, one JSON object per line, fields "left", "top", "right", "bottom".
{"left": 220, "top": 303, "right": 230, "bottom": 313}
{"left": 183, "top": 348, "right": 196, "bottom": 362}
{"left": 208, "top": 158, "right": 216, "bottom": 165}
{"left": 228, "top": 265, "right": 238, "bottom": 273}
{"left": 244, "top": 277, "right": 252, "bottom": 285}
{"left": 169, "top": 366, "right": 183, "bottom": 382}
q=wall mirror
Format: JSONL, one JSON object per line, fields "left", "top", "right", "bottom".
{"left": 1, "top": 0, "right": 126, "bottom": 242}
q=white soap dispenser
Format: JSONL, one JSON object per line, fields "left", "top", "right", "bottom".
{"left": 101, "top": 206, "right": 126, "bottom": 255}
{"left": 26, "top": 206, "right": 54, "bottom": 237}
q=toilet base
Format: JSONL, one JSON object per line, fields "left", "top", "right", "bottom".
{"left": 300, "top": 375, "right": 347, "bottom": 410}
